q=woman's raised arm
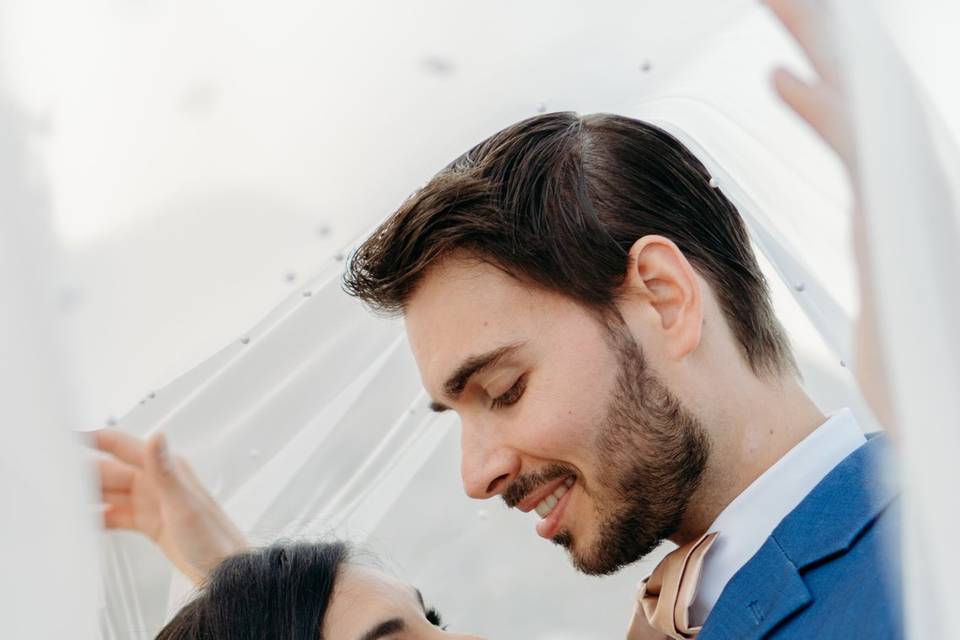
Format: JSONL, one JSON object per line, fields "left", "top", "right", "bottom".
{"left": 94, "top": 430, "right": 248, "bottom": 585}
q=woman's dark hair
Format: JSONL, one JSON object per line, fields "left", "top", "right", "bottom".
{"left": 156, "top": 541, "right": 350, "bottom": 640}
{"left": 344, "top": 112, "right": 796, "bottom": 378}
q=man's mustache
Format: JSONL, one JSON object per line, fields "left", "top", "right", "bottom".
{"left": 502, "top": 463, "right": 577, "bottom": 509}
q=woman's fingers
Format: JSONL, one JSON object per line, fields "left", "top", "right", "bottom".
{"left": 94, "top": 429, "right": 147, "bottom": 468}
{"left": 103, "top": 505, "right": 135, "bottom": 530}
{"left": 772, "top": 67, "right": 830, "bottom": 137}
{"left": 772, "top": 67, "right": 853, "bottom": 165}
{"left": 101, "top": 491, "right": 133, "bottom": 508}
{"left": 765, "top": 0, "right": 840, "bottom": 87}
{"left": 97, "top": 457, "right": 136, "bottom": 492}
{"left": 143, "top": 432, "right": 185, "bottom": 491}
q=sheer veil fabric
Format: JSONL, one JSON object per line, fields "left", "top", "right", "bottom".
{"left": 0, "top": 91, "right": 102, "bottom": 640}
{"left": 830, "top": 1, "right": 960, "bottom": 635}
{"left": 0, "top": 1, "right": 956, "bottom": 638}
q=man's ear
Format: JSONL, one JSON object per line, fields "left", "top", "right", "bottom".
{"left": 618, "top": 235, "right": 703, "bottom": 360}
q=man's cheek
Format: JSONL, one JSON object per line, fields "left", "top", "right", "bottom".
{"left": 526, "top": 413, "right": 593, "bottom": 458}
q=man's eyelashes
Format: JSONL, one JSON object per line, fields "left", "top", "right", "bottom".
{"left": 490, "top": 374, "right": 527, "bottom": 409}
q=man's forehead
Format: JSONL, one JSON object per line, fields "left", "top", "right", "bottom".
{"left": 403, "top": 258, "right": 544, "bottom": 383}
{"left": 406, "top": 260, "right": 532, "bottom": 336}
{"left": 411, "top": 255, "right": 526, "bottom": 305}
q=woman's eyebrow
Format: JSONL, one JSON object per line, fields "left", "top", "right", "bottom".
{"left": 358, "top": 617, "right": 406, "bottom": 640}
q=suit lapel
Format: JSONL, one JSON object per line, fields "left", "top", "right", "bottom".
{"left": 697, "top": 435, "right": 897, "bottom": 640}
{"left": 770, "top": 434, "right": 897, "bottom": 570}
{"left": 696, "top": 537, "right": 810, "bottom": 640}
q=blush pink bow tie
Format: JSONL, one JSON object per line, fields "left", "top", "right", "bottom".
{"left": 626, "top": 532, "right": 718, "bottom": 640}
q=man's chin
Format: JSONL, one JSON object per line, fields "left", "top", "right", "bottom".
{"left": 552, "top": 530, "right": 619, "bottom": 576}
{"left": 550, "top": 528, "right": 573, "bottom": 550}
{"left": 558, "top": 530, "right": 662, "bottom": 576}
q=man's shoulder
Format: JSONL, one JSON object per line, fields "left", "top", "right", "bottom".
{"left": 772, "top": 493, "right": 902, "bottom": 638}
{"left": 700, "top": 435, "right": 903, "bottom": 640}
{"left": 772, "top": 433, "right": 898, "bottom": 565}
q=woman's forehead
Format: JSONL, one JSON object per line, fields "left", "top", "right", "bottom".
{"left": 324, "top": 565, "right": 422, "bottom": 637}
{"left": 338, "top": 565, "right": 419, "bottom": 604}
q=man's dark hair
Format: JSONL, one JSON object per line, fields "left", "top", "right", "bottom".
{"left": 156, "top": 541, "right": 349, "bottom": 640}
{"left": 344, "top": 112, "right": 796, "bottom": 378}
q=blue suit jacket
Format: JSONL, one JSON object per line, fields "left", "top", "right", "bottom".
{"left": 698, "top": 435, "right": 903, "bottom": 640}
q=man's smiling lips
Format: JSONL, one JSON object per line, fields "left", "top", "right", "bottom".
{"left": 535, "top": 478, "right": 574, "bottom": 539}
{"left": 515, "top": 475, "right": 575, "bottom": 513}
{"left": 505, "top": 471, "right": 578, "bottom": 539}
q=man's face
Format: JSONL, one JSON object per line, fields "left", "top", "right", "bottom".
{"left": 405, "top": 255, "right": 710, "bottom": 575}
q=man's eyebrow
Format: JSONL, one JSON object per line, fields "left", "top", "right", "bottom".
{"left": 358, "top": 618, "right": 406, "bottom": 640}
{"left": 432, "top": 342, "right": 525, "bottom": 410}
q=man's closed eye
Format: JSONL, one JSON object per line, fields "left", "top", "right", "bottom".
{"left": 490, "top": 375, "right": 527, "bottom": 409}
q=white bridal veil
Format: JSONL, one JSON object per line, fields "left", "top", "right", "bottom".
{"left": 1, "top": 0, "right": 957, "bottom": 638}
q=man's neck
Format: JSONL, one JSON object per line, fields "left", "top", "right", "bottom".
{"left": 671, "top": 376, "right": 826, "bottom": 545}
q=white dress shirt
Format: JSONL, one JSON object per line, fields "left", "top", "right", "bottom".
{"left": 689, "top": 408, "right": 868, "bottom": 626}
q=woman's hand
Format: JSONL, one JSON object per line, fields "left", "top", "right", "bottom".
{"left": 765, "top": 0, "right": 855, "bottom": 176}
{"left": 765, "top": 0, "right": 896, "bottom": 428}
{"left": 94, "top": 430, "right": 248, "bottom": 584}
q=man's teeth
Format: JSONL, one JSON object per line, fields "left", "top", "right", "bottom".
{"left": 534, "top": 477, "right": 575, "bottom": 519}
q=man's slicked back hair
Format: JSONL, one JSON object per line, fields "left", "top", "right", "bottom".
{"left": 344, "top": 112, "right": 796, "bottom": 378}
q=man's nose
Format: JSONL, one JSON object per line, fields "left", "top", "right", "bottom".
{"left": 459, "top": 420, "right": 520, "bottom": 500}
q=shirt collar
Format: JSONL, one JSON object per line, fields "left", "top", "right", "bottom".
{"left": 689, "top": 408, "right": 867, "bottom": 626}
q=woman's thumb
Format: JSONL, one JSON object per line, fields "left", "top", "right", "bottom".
{"left": 145, "top": 432, "right": 179, "bottom": 485}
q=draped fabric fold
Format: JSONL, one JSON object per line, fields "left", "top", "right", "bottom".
{"left": 829, "top": 1, "right": 960, "bottom": 635}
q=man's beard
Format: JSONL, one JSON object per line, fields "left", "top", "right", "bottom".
{"left": 506, "top": 318, "right": 711, "bottom": 576}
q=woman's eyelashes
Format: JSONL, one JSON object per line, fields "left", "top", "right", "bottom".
{"left": 425, "top": 606, "right": 446, "bottom": 629}
{"left": 490, "top": 374, "right": 527, "bottom": 409}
